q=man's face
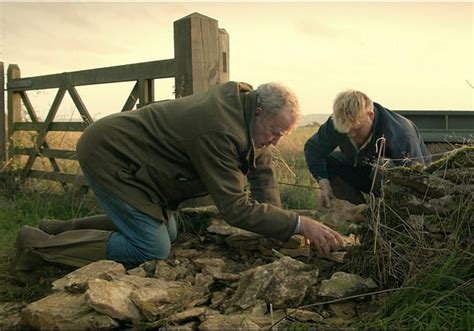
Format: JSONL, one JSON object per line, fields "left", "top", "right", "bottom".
{"left": 252, "top": 108, "right": 295, "bottom": 149}
{"left": 347, "top": 110, "right": 374, "bottom": 142}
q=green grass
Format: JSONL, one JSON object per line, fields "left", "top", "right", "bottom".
{"left": 357, "top": 250, "right": 473, "bottom": 330}
{"left": 273, "top": 124, "right": 320, "bottom": 210}
{"left": 0, "top": 183, "right": 100, "bottom": 302}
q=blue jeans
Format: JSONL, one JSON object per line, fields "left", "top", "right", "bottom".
{"left": 83, "top": 172, "right": 177, "bottom": 268}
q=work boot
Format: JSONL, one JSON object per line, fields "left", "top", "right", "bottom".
{"left": 39, "top": 214, "right": 117, "bottom": 235}
{"left": 11, "top": 226, "right": 54, "bottom": 284}
{"left": 11, "top": 226, "right": 112, "bottom": 274}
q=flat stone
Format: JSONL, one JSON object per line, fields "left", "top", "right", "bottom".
{"left": 288, "top": 308, "right": 324, "bottom": 322}
{"left": 174, "top": 249, "right": 201, "bottom": 258}
{"left": 22, "top": 291, "right": 119, "bottom": 329}
{"left": 282, "top": 235, "right": 307, "bottom": 249}
{"left": 195, "top": 273, "right": 215, "bottom": 288}
{"left": 206, "top": 218, "right": 251, "bottom": 236}
{"left": 225, "top": 232, "right": 262, "bottom": 250}
{"left": 319, "top": 199, "right": 367, "bottom": 227}
{"left": 130, "top": 279, "right": 208, "bottom": 321}
{"left": 319, "top": 272, "right": 377, "bottom": 299}
{"left": 199, "top": 314, "right": 260, "bottom": 330}
{"left": 127, "top": 266, "right": 147, "bottom": 277}
{"left": 193, "top": 258, "right": 225, "bottom": 270}
{"left": 85, "top": 278, "right": 142, "bottom": 321}
{"left": 232, "top": 256, "right": 319, "bottom": 309}
{"left": 203, "top": 265, "right": 240, "bottom": 282}
{"left": 327, "top": 251, "right": 347, "bottom": 263}
{"left": 169, "top": 307, "right": 219, "bottom": 324}
{"left": 279, "top": 246, "right": 311, "bottom": 258}
{"left": 154, "top": 260, "right": 180, "bottom": 281}
{"left": 52, "top": 260, "right": 126, "bottom": 293}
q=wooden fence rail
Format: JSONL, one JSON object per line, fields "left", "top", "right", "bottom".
{"left": 0, "top": 12, "right": 229, "bottom": 189}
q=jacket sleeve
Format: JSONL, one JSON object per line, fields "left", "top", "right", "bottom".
{"left": 186, "top": 132, "right": 298, "bottom": 241}
{"left": 386, "top": 119, "right": 432, "bottom": 167}
{"left": 304, "top": 118, "right": 340, "bottom": 180}
{"left": 247, "top": 148, "right": 281, "bottom": 207}
{"left": 404, "top": 124, "right": 432, "bottom": 166}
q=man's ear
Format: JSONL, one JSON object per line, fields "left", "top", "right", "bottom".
{"left": 368, "top": 109, "right": 375, "bottom": 121}
{"left": 255, "top": 107, "right": 264, "bottom": 117}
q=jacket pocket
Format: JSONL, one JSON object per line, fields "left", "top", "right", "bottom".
{"left": 174, "top": 176, "right": 208, "bottom": 199}
{"left": 117, "top": 164, "right": 166, "bottom": 205}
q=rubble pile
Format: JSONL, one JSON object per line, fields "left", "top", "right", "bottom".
{"left": 2, "top": 205, "right": 378, "bottom": 330}
{"left": 5, "top": 147, "right": 471, "bottom": 329}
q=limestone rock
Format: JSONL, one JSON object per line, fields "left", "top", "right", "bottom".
{"left": 195, "top": 273, "right": 215, "bottom": 288}
{"left": 199, "top": 314, "right": 260, "bottom": 330}
{"left": 210, "top": 289, "right": 233, "bottom": 309}
{"left": 130, "top": 279, "right": 208, "bottom": 321}
{"left": 319, "top": 272, "right": 377, "bottom": 299}
{"left": 22, "top": 291, "right": 119, "bottom": 329}
{"left": 319, "top": 199, "right": 367, "bottom": 227}
{"left": 127, "top": 265, "right": 148, "bottom": 277}
{"left": 288, "top": 308, "right": 324, "bottom": 322}
{"left": 203, "top": 265, "right": 240, "bottom": 282}
{"left": 327, "top": 251, "right": 348, "bottom": 263}
{"left": 225, "top": 232, "right": 262, "bottom": 250}
{"left": 85, "top": 278, "right": 142, "bottom": 321}
{"left": 279, "top": 246, "right": 311, "bottom": 258}
{"left": 232, "top": 256, "right": 319, "bottom": 309}
{"left": 154, "top": 260, "right": 181, "bottom": 281}
{"left": 163, "top": 321, "right": 198, "bottom": 330}
{"left": 169, "top": 307, "right": 219, "bottom": 324}
{"left": 173, "top": 249, "right": 201, "bottom": 258}
{"left": 193, "top": 257, "right": 225, "bottom": 270}
{"left": 52, "top": 260, "right": 126, "bottom": 293}
{"left": 282, "top": 235, "right": 307, "bottom": 249}
{"left": 206, "top": 218, "right": 251, "bottom": 236}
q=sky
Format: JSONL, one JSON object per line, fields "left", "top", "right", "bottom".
{"left": 0, "top": 1, "right": 473, "bottom": 121}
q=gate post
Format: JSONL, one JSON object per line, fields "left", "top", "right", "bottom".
{"left": 173, "top": 13, "right": 230, "bottom": 98}
{"left": 7, "top": 64, "right": 22, "bottom": 166}
{"left": 218, "top": 28, "right": 230, "bottom": 83}
{"left": 0, "top": 62, "right": 5, "bottom": 165}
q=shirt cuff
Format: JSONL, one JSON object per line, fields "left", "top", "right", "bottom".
{"left": 294, "top": 215, "right": 301, "bottom": 235}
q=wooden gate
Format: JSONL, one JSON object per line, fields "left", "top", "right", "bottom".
{"left": 0, "top": 13, "right": 229, "bottom": 189}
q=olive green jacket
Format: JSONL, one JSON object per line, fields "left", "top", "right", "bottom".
{"left": 77, "top": 81, "right": 298, "bottom": 241}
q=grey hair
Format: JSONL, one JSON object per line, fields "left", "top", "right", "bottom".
{"left": 256, "top": 82, "right": 301, "bottom": 122}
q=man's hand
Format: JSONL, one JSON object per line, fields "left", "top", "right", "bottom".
{"left": 318, "top": 178, "right": 334, "bottom": 210}
{"left": 297, "top": 216, "right": 344, "bottom": 256}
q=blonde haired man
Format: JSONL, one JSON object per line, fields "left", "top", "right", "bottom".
{"left": 305, "top": 90, "right": 431, "bottom": 209}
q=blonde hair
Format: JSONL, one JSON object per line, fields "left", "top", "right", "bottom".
{"left": 332, "top": 90, "right": 373, "bottom": 133}
{"left": 256, "top": 82, "right": 301, "bottom": 125}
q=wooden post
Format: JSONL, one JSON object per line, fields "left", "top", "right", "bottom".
{"left": 218, "top": 28, "right": 230, "bottom": 84}
{"left": 7, "top": 64, "right": 22, "bottom": 164}
{"left": 174, "top": 13, "right": 228, "bottom": 97}
{"left": 137, "top": 79, "right": 155, "bottom": 109}
{"left": 0, "top": 62, "right": 5, "bottom": 164}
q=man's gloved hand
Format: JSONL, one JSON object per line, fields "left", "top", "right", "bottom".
{"left": 318, "top": 178, "right": 334, "bottom": 210}
{"left": 297, "top": 216, "right": 344, "bottom": 256}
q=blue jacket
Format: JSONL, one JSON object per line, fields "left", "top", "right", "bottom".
{"left": 304, "top": 102, "right": 431, "bottom": 180}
